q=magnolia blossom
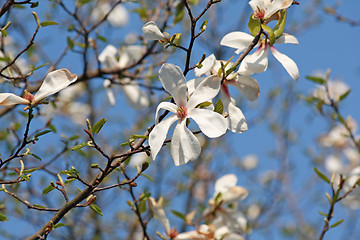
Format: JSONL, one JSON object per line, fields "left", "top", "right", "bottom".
{"left": 313, "top": 80, "right": 350, "bottom": 104}
{"left": 194, "top": 54, "right": 260, "bottom": 133}
{"left": 221, "top": 32, "right": 299, "bottom": 81}
{"left": 210, "top": 174, "right": 248, "bottom": 205}
{"left": 98, "top": 44, "right": 150, "bottom": 109}
{"left": 149, "top": 63, "right": 227, "bottom": 166}
{"left": 0, "top": 69, "right": 77, "bottom": 106}
{"left": 249, "top": 0, "right": 293, "bottom": 21}
{"left": 90, "top": 2, "right": 129, "bottom": 27}
{"left": 142, "top": 21, "right": 169, "bottom": 42}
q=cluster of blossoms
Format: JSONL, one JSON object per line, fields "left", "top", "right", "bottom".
{"left": 148, "top": 174, "right": 249, "bottom": 240}
{"left": 143, "top": 0, "right": 299, "bottom": 166}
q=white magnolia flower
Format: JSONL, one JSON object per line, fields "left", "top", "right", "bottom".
{"left": 149, "top": 63, "right": 227, "bottom": 166}
{"left": 249, "top": 0, "right": 293, "bottom": 20}
{"left": 91, "top": 2, "right": 128, "bottom": 27}
{"left": 221, "top": 32, "right": 299, "bottom": 81}
{"left": 98, "top": 44, "right": 150, "bottom": 109}
{"left": 313, "top": 80, "right": 350, "bottom": 104}
{"left": 194, "top": 54, "right": 260, "bottom": 133}
{"left": 0, "top": 69, "right": 77, "bottom": 106}
{"left": 142, "top": 21, "right": 169, "bottom": 42}
{"left": 211, "top": 174, "right": 248, "bottom": 204}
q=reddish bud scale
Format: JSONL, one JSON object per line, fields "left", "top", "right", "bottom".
{"left": 23, "top": 92, "right": 34, "bottom": 103}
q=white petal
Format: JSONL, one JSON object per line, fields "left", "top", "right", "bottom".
{"left": 238, "top": 45, "right": 269, "bottom": 74}
{"left": 220, "top": 32, "right": 254, "bottom": 54}
{"left": 275, "top": 33, "right": 299, "bottom": 45}
{"left": 171, "top": 120, "right": 201, "bottom": 166}
{"left": 221, "top": 186, "right": 249, "bottom": 204}
{"left": 215, "top": 174, "right": 238, "bottom": 194}
{"left": 118, "top": 45, "right": 146, "bottom": 68}
{"left": 0, "top": 93, "right": 29, "bottom": 106}
{"left": 33, "top": 69, "right": 77, "bottom": 103}
{"left": 189, "top": 108, "right": 227, "bottom": 138}
{"left": 148, "top": 197, "right": 171, "bottom": 234}
{"left": 249, "top": 0, "right": 266, "bottom": 13}
{"left": 194, "top": 54, "right": 216, "bottom": 77}
{"left": 158, "top": 63, "right": 187, "bottom": 106}
{"left": 107, "top": 5, "right": 129, "bottom": 27}
{"left": 270, "top": 46, "right": 299, "bottom": 81}
{"left": 120, "top": 79, "right": 149, "bottom": 109}
{"left": 103, "top": 79, "right": 116, "bottom": 106}
{"left": 154, "top": 101, "right": 178, "bottom": 124}
{"left": 230, "top": 75, "right": 260, "bottom": 101}
{"left": 142, "top": 21, "right": 166, "bottom": 41}
{"left": 98, "top": 45, "right": 118, "bottom": 68}
{"left": 149, "top": 115, "right": 178, "bottom": 160}
{"left": 222, "top": 95, "right": 248, "bottom": 133}
{"left": 186, "top": 77, "right": 206, "bottom": 96}
{"left": 187, "top": 75, "right": 220, "bottom": 110}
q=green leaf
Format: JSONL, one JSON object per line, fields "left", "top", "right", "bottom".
{"left": 171, "top": 210, "right": 186, "bottom": 222}
{"left": 0, "top": 30, "right": 7, "bottom": 37}
{"left": 314, "top": 168, "right": 330, "bottom": 184}
{"left": 130, "top": 134, "right": 149, "bottom": 140}
{"left": 215, "top": 192, "right": 222, "bottom": 202}
{"left": 141, "top": 173, "right": 154, "bottom": 182}
{"left": 139, "top": 192, "right": 151, "bottom": 201}
{"left": 330, "top": 219, "right": 344, "bottom": 228}
{"left": 96, "top": 34, "right": 107, "bottom": 42}
{"left": 53, "top": 223, "right": 66, "bottom": 229}
{"left": 91, "top": 163, "right": 99, "bottom": 168}
{"left": 67, "top": 37, "right": 74, "bottom": 50}
{"left": 174, "top": 2, "right": 185, "bottom": 24}
{"left": 20, "top": 174, "right": 30, "bottom": 181}
{"left": 318, "top": 211, "right": 328, "bottom": 217}
{"left": 0, "top": 213, "right": 8, "bottom": 221}
{"left": 90, "top": 204, "right": 103, "bottom": 216}
{"left": 248, "top": 13, "right": 261, "bottom": 36}
{"left": 42, "top": 184, "right": 55, "bottom": 195}
{"left": 214, "top": 98, "right": 223, "bottom": 115}
{"left": 261, "top": 24, "right": 275, "bottom": 45}
{"left": 34, "top": 130, "right": 52, "bottom": 139}
{"left": 40, "top": 21, "right": 59, "bottom": 27}
{"left": 197, "top": 101, "right": 212, "bottom": 109}
{"left": 138, "top": 199, "right": 147, "bottom": 214}
{"left": 306, "top": 76, "right": 325, "bottom": 85}
{"left": 92, "top": 118, "right": 107, "bottom": 134}
{"left": 23, "top": 168, "right": 40, "bottom": 174}
{"left": 72, "top": 142, "right": 88, "bottom": 150}
{"left": 200, "top": 20, "right": 208, "bottom": 31}
{"left": 339, "top": 89, "right": 351, "bottom": 101}
{"left": 77, "top": 0, "right": 92, "bottom": 6}
{"left": 30, "top": 63, "right": 50, "bottom": 72}
{"left": 273, "top": 9, "right": 287, "bottom": 39}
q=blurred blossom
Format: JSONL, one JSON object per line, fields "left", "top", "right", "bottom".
{"left": 129, "top": 152, "right": 149, "bottom": 168}
{"left": 313, "top": 80, "right": 350, "bottom": 104}
{"left": 324, "top": 155, "right": 343, "bottom": 173}
{"left": 240, "top": 154, "right": 258, "bottom": 170}
{"left": 91, "top": 2, "right": 129, "bottom": 27}
{"left": 247, "top": 203, "right": 261, "bottom": 220}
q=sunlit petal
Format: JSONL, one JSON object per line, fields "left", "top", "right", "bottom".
{"left": 230, "top": 75, "right": 260, "bottom": 101}
{"left": 189, "top": 108, "right": 227, "bottom": 138}
{"left": 220, "top": 32, "right": 254, "bottom": 54}
{"left": 0, "top": 93, "right": 29, "bottom": 106}
{"left": 194, "top": 54, "right": 216, "bottom": 77}
{"left": 187, "top": 75, "right": 221, "bottom": 110}
{"left": 222, "top": 95, "right": 248, "bottom": 133}
{"left": 275, "top": 33, "right": 299, "bottom": 45}
{"left": 270, "top": 46, "right": 299, "bottom": 81}
{"left": 142, "top": 21, "right": 166, "bottom": 41}
{"left": 154, "top": 102, "right": 178, "bottom": 123}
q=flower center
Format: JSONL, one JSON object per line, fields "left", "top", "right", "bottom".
{"left": 23, "top": 92, "right": 34, "bottom": 103}
{"left": 176, "top": 106, "right": 188, "bottom": 120}
{"left": 254, "top": 9, "right": 265, "bottom": 20}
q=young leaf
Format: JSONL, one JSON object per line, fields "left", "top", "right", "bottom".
{"left": 171, "top": 210, "right": 186, "bottom": 222}
{"left": 200, "top": 20, "right": 208, "bottom": 31}
{"left": 90, "top": 204, "right": 103, "bottom": 216}
{"left": 330, "top": 219, "right": 344, "bottom": 228}
{"left": 248, "top": 13, "right": 261, "bottom": 36}
{"left": 67, "top": 37, "right": 74, "bottom": 50}
{"left": 306, "top": 76, "right": 325, "bottom": 85}
{"left": 273, "top": 9, "right": 287, "bottom": 39}
{"left": 0, "top": 213, "right": 8, "bottom": 222}
{"left": 53, "top": 223, "right": 66, "bottom": 229}
{"left": 42, "top": 184, "right": 55, "bottom": 195}
{"left": 339, "top": 89, "right": 351, "bottom": 101}
{"left": 314, "top": 168, "right": 330, "bottom": 184}
{"left": 138, "top": 199, "right": 147, "bottom": 214}
{"left": 261, "top": 24, "right": 275, "bottom": 45}
{"left": 72, "top": 142, "right": 88, "bottom": 150}
{"left": 92, "top": 118, "right": 107, "bottom": 134}
{"left": 40, "top": 21, "right": 59, "bottom": 27}
{"left": 214, "top": 98, "right": 224, "bottom": 115}
{"left": 33, "top": 204, "right": 46, "bottom": 209}
{"left": 34, "top": 130, "right": 52, "bottom": 139}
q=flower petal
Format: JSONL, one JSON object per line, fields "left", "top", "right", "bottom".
{"left": 120, "top": 78, "right": 149, "bottom": 109}
{"left": 158, "top": 63, "right": 187, "bottom": 106}
{"left": 275, "top": 33, "right": 299, "bottom": 45}
{"left": 230, "top": 75, "right": 260, "bottom": 101}
{"left": 220, "top": 32, "right": 254, "bottom": 54}
{"left": 171, "top": 120, "right": 201, "bottom": 166}
{"left": 107, "top": 5, "right": 129, "bottom": 27}
{"left": 222, "top": 95, "right": 248, "bottom": 133}
{"left": 0, "top": 93, "right": 29, "bottom": 106}
{"left": 270, "top": 46, "right": 299, "bottom": 81}
{"left": 103, "top": 79, "right": 116, "bottom": 106}
{"left": 148, "top": 197, "right": 171, "bottom": 234}
{"left": 149, "top": 115, "right": 178, "bottom": 160}
{"left": 214, "top": 174, "right": 238, "bottom": 194}
{"left": 118, "top": 45, "right": 146, "bottom": 68}
{"left": 189, "top": 108, "right": 227, "bottom": 138}
{"left": 33, "top": 69, "right": 77, "bottom": 103}
{"left": 186, "top": 77, "right": 206, "bottom": 96}
{"left": 154, "top": 101, "right": 178, "bottom": 124}
{"left": 142, "top": 21, "right": 166, "bottom": 41}
{"left": 238, "top": 45, "right": 269, "bottom": 75}
{"left": 194, "top": 54, "right": 216, "bottom": 77}
{"left": 98, "top": 45, "right": 118, "bottom": 68}
{"left": 187, "top": 75, "right": 221, "bottom": 110}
